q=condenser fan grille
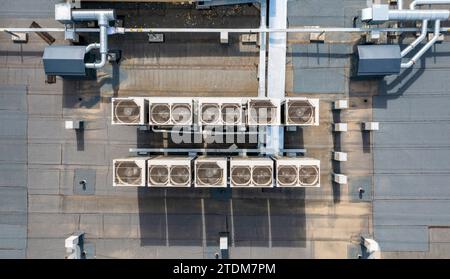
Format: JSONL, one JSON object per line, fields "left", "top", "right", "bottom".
{"left": 150, "top": 104, "right": 171, "bottom": 125}
{"left": 196, "top": 162, "right": 223, "bottom": 185}
{"left": 115, "top": 161, "right": 143, "bottom": 185}
{"left": 252, "top": 166, "right": 272, "bottom": 186}
{"left": 201, "top": 104, "right": 220, "bottom": 124}
{"left": 221, "top": 104, "right": 241, "bottom": 124}
{"left": 299, "top": 165, "right": 319, "bottom": 186}
{"left": 231, "top": 166, "right": 251, "bottom": 186}
{"left": 170, "top": 166, "right": 191, "bottom": 186}
{"left": 288, "top": 100, "right": 314, "bottom": 124}
{"left": 171, "top": 104, "right": 192, "bottom": 125}
{"left": 277, "top": 166, "right": 298, "bottom": 186}
{"left": 114, "top": 100, "right": 141, "bottom": 124}
{"left": 249, "top": 100, "right": 276, "bottom": 124}
{"left": 149, "top": 165, "right": 169, "bottom": 185}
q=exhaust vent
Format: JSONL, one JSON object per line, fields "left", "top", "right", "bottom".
{"left": 285, "top": 98, "right": 319, "bottom": 126}
{"left": 231, "top": 166, "right": 252, "bottom": 186}
{"left": 150, "top": 103, "right": 171, "bottom": 125}
{"left": 148, "top": 165, "right": 169, "bottom": 186}
{"left": 112, "top": 98, "right": 147, "bottom": 125}
{"left": 170, "top": 165, "right": 191, "bottom": 186}
{"left": 252, "top": 166, "right": 273, "bottom": 186}
{"left": 248, "top": 98, "right": 281, "bottom": 125}
{"left": 194, "top": 157, "right": 227, "bottom": 187}
{"left": 299, "top": 165, "right": 319, "bottom": 186}
{"left": 113, "top": 158, "right": 147, "bottom": 187}
{"left": 201, "top": 104, "right": 221, "bottom": 125}
{"left": 277, "top": 165, "right": 298, "bottom": 186}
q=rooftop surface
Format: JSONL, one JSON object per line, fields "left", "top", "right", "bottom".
{"left": 0, "top": 0, "right": 449, "bottom": 259}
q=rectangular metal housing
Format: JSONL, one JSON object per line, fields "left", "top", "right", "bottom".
{"left": 357, "top": 45, "right": 401, "bottom": 76}
{"left": 43, "top": 45, "right": 86, "bottom": 76}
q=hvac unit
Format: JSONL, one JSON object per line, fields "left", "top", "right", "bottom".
{"left": 147, "top": 156, "right": 194, "bottom": 187}
{"left": 148, "top": 97, "right": 193, "bottom": 126}
{"left": 334, "top": 100, "right": 348, "bottom": 110}
{"left": 334, "top": 123, "right": 348, "bottom": 132}
{"left": 333, "top": 152, "right": 348, "bottom": 162}
{"left": 113, "top": 157, "right": 148, "bottom": 187}
{"left": 333, "top": 173, "right": 348, "bottom": 185}
{"left": 230, "top": 157, "right": 274, "bottom": 187}
{"left": 197, "top": 98, "right": 245, "bottom": 126}
{"left": 275, "top": 157, "right": 321, "bottom": 188}
{"left": 112, "top": 97, "right": 147, "bottom": 125}
{"left": 284, "top": 97, "right": 319, "bottom": 126}
{"left": 363, "top": 122, "right": 379, "bottom": 131}
{"left": 194, "top": 157, "right": 228, "bottom": 187}
{"left": 247, "top": 98, "right": 281, "bottom": 125}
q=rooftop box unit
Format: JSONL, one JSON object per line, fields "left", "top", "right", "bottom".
{"left": 112, "top": 97, "right": 147, "bottom": 125}
{"left": 283, "top": 97, "right": 319, "bottom": 126}
{"left": 333, "top": 173, "right": 348, "bottom": 185}
{"left": 148, "top": 97, "right": 193, "bottom": 126}
{"left": 194, "top": 157, "right": 228, "bottom": 187}
{"left": 275, "top": 157, "right": 321, "bottom": 188}
{"left": 197, "top": 98, "right": 245, "bottom": 126}
{"left": 334, "top": 123, "right": 348, "bottom": 132}
{"left": 147, "top": 156, "right": 194, "bottom": 187}
{"left": 356, "top": 45, "right": 401, "bottom": 77}
{"left": 113, "top": 157, "right": 148, "bottom": 187}
{"left": 43, "top": 45, "right": 87, "bottom": 77}
{"left": 230, "top": 157, "right": 274, "bottom": 187}
{"left": 247, "top": 98, "right": 281, "bottom": 125}
{"left": 334, "top": 100, "right": 349, "bottom": 110}
{"left": 363, "top": 122, "right": 380, "bottom": 131}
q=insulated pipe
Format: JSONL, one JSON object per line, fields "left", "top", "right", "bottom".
{"left": 402, "top": 20, "right": 441, "bottom": 68}
{"left": 388, "top": 9, "right": 449, "bottom": 20}
{"left": 71, "top": 10, "right": 115, "bottom": 69}
{"left": 85, "top": 25, "right": 108, "bottom": 69}
{"left": 410, "top": 0, "right": 450, "bottom": 9}
{"left": 401, "top": 20, "right": 428, "bottom": 57}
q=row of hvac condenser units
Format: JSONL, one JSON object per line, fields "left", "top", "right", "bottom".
{"left": 111, "top": 97, "right": 320, "bottom": 126}
{"left": 113, "top": 156, "right": 321, "bottom": 188}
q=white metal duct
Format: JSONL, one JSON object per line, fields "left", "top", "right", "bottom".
{"left": 113, "top": 157, "right": 147, "bottom": 187}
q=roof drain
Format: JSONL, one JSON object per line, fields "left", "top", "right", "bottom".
{"left": 70, "top": 10, "right": 116, "bottom": 69}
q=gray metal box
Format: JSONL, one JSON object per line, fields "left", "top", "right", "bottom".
{"left": 43, "top": 45, "right": 87, "bottom": 76}
{"left": 55, "top": 3, "right": 72, "bottom": 23}
{"left": 356, "top": 45, "right": 401, "bottom": 76}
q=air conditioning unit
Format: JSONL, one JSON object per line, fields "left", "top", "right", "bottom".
{"left": 197, "top": 98, "right": 245, "bottom": 126}
{"left": 113, "top": 157, "right": 148, "bottom": 187}
{"left": 275, "top": 157, "right": 320, "bottom": 188}
{"left": 148, "top": 97, "right": 193, "bottom": 126}
{"left": 194, "top": 156, "right": 228, "bottom": 187}
{"left": 112, "top": 97, "right": 147, "bottom": 125}
{"left": 147, "top": 156, "right": 194, "bottom": 187}
{"left": 247, "top": 98, "right": 281, "bottom": 125}
{"left": 284, "top": 97, "right": 319, "bottom": 126}
{"left": 230, "top": 157, "right": 274, "bottom": 187}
